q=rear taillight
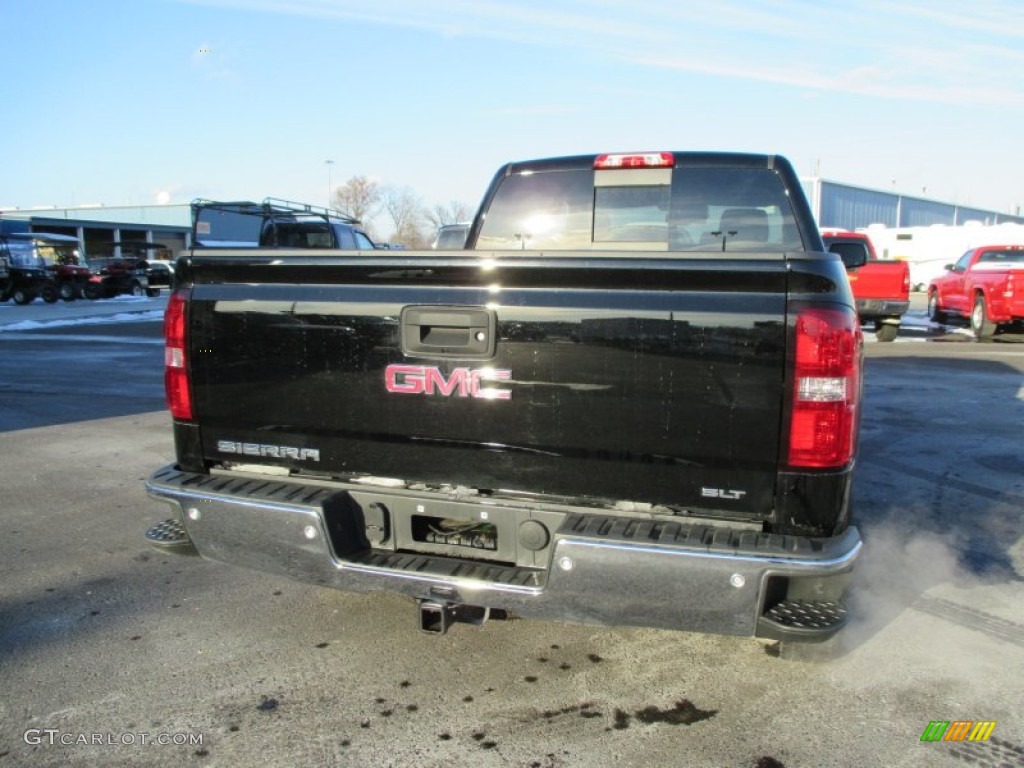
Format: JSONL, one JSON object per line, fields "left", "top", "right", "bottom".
{"left": 787, "top": 308, "right": 862, "bottom": 469}
{"left": 164, "top": 289, "right": 193, "bottom": 421}
{"left": 594, "top": 152, "right": 674, "bottom": 169}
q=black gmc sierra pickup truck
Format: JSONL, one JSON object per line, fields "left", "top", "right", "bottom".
{"left": 145, "top": 151, "right": 863, "bottom": 643}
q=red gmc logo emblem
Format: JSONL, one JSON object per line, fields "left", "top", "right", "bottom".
{"left": 385, "top": 364, "right": 512, "bottom": 400}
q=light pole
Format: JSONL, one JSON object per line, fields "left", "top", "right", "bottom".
{"left": 325, "top": 159, "right": 334, "bottom": 210}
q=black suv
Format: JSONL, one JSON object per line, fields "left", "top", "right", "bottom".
{"left": 194, "top": 197, "right": 376, "bottom": 250}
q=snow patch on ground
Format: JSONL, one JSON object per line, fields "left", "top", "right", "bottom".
{"left": 0, "top": 310, "right": 164, "bottom": 332}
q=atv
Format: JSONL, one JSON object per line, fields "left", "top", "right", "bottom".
{"left": 85, "top": 242, "right": 165, "bottom": 299}
{"left": 0, "top": 233, "right": 60, "bottom": 304}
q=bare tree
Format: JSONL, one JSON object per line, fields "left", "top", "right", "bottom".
{"left": 381, "top": 186, "right": 428, "bottom": 248}
{"left": 424, "top": 201, "right": 474, "bottom": 230}
{"left": 332, "top": 175, "right": 381, "bottom": 224}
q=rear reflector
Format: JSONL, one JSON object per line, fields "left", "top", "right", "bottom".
{"left": 164, "top": 289, "right": 193, "bottom": 421}
{"left": 787, "top": 307, "right": 862, "bottom": 468}
{"left": 594, "top": 152, "right": 674, "bottom": 169}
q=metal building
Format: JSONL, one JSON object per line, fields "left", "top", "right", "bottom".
{"left": 801, "top": 179, "right": 1024, "bottom": 230}
{"left": 0, "top": 204, "right": 192, "bottom": 262}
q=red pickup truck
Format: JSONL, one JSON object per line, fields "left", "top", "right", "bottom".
{"left": 821, "top": 230, "right": 910, "bottom": 342}
{"left": 927, "top": 245, "right": 1024, "bottom": 337}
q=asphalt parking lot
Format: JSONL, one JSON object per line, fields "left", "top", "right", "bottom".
{"left": 0, "top": 294, "right": 1021, "bottom": 768}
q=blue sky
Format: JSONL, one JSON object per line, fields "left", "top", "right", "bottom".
{"left": 3, "top": 0, "right": 1023, "bottom": 223}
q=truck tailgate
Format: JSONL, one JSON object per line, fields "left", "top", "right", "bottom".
{"left": 847, "top": 260, "right": 910, "bottom": 302}
{"left": 187, "top": 252, "right": 789, "bottom": 523}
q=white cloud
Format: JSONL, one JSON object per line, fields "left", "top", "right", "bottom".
{"left": 176, "top": 0, "right": 1024, "bottom": 106}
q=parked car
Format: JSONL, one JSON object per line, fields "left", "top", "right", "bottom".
{"left": 431, "top": 223, "right": 471, "bottom": 250}
{"left": 821, "top": 230, "right": 910, "bottom": 342}
{"left": 927, "top": 245, "right": 1024, "bottom": 337}
{"left": 141, "top": 257, "right": 176, "bottom": 291}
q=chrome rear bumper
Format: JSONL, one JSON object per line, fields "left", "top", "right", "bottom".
{"left": 146, "top": 464, "right": 861, "bottom": 641}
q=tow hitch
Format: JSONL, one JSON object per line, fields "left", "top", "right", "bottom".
{"left": 417, "top": 601, "right": 505, "bottom": 634}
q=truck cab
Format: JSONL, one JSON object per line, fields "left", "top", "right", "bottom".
{"left": 821, "top": 230, "right": 910, "bottom": 341}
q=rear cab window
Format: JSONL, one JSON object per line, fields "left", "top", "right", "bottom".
{"left": 476, "top": 158, "right": 805, "bottom": 253}
{"left": 976, "top": 248, "right": 1024, "bottom": 265}
{"left": 826, "top": 240, "right": 870, "bottom": 268}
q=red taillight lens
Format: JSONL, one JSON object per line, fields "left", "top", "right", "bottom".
{"left": 594, "top": 152, "right": 674, "bottom": 169}
{"left": 787, "top": 308, "right": 862, "bottom": 468}
{"left": 164, "top": 289, "right": 193, "bottom": 421}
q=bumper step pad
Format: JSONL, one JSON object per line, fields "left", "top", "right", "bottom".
{"left": 144, "top": 517, "right": 198, "bottom": 555}
{"left": 766, "top": 599, "right": 846, "bottom": 629}
{"left": 757, "top": 599, "right": 848, "bottom": 642}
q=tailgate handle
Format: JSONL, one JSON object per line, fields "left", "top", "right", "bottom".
{"left": 401, "top": 306, "right": 496, "bottom": 359}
